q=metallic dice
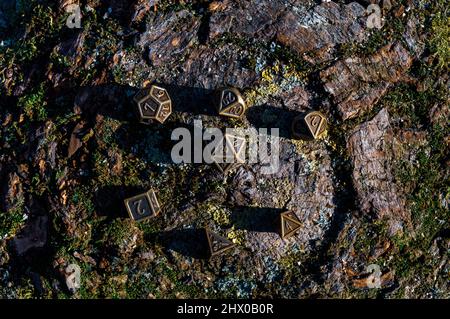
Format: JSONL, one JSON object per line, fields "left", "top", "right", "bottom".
{"left": 134, "top": 85, "right": 172, "bottom": 124}
{"left": 291, "top": 110, "right": 327, "bottom": 140}
{"left": 124, "top": 189, "right": 161, "bottom": 222}
{"left": 216, "top": 87, "right": 247, "bottom": 119}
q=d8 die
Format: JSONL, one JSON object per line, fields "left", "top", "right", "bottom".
{"left": 211, "top": 132, "right": 246, "bottom": 174}
{"left": 291, "top": 110, "right": 327, "bottom": 140}
{"left": 216, "top": 87, "right": 247, "bottom": 119}
{"left": 134, "top": 85, "right": 172, "bottom": 124}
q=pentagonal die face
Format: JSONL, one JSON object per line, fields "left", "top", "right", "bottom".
{"left": 136, "top": 86, "right": 172, "bottom": 124}
{"left": 139, "top": 96, "right": 159, "bottom": 118}
{"left": 217, "top": 87, "right": 246, "bottom": 119}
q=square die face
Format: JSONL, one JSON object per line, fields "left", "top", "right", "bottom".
{"left": 139, "top": 96, "right": 159, "bottom": 118}
{"left": 125, "top": 194, "right": 154, "bottom": 221}
{"left": 147, "top": 190, "right": 161, "bottom": 214}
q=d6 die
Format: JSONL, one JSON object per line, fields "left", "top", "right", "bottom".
{"left": 124, "top": 189, "right": 161, "bottom": 222}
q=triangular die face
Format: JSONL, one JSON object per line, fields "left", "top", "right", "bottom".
{"left": 283, "top": 211, "right": 300, "bottom": 223}
{"left": 224, "top": 134, "right": 246, "bottom": 163}
{"left": 211, "top": 136, "right": 229, "bottom": 163}
{"left": 221, "top": 90, "right": 238, "bottom": 109}
{"left": 211, "top": 135, "right": 244, "bottom": 173}
{"left": 219, "top": 102, "right": 245, "bottom": 118}
{"left": 206, "top": 228, "right": 235, "bottom": 256}
{"left": 305, "top": 112, "right": 325, "bottom": 138}
{"left": 281, "top": 211, "right": 302, "bottom": 239}
{"left": 214, "top": 162, "right": 238, "bottom": 174}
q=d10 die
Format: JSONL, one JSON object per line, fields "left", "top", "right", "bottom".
{"left": 291, "top": 110, "right": 327, "bottom": 140}
{"left": 124, "top": 189, "right": 161, "bottom": 222}
{"left": 134, "top": 85, "right": 172, "bottom": 124}
{"left": 216, "top": 87, "right": 247, "bottom": 119}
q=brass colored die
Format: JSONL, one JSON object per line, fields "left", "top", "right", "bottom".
{"left": 124, "top": 189, "right": 161, "bottom": 222}
{"left": 216, "top": 87, "right": 247, "bottom": 119}
{"left": 280, "top": 211, "right": 302, "bottom": 239}
{"left": 211, "top": 132, "right": 246, "bottom": 174}
{"left": 134, "top": 85, "right": 172, "bottom": 124}
{"left": 205, "top": 228, "right": 235, "bottom": 257}
{"left": 291, "top": 111, "right": 327, "bottom": 140}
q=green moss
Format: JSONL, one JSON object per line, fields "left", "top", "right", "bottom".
{"left": 138, "top": 220, "right": 160, "bottom": 238}
{"left": 0, "top": 1, "right": 63, "bottom": 72}
{"left": 30, "top": 173, "right": 48, "bottom": 196}
{"left": 268, "top": 43, "right": 313, "bottom": 73}
{"left": 71, "top": 186, "right": 95, "bottom": 215}
{"left": 337, "top": 4, "right": 408, "bottom": 58}
{"left": 430, "top": 12, "right": 450, "bottom": 69}
{"left": 0, "top": 198, "right": 26, "bottom": 239}
{"left": 17, "top": 83, "right": 48, "bottom": 121}
{"left": 353, "top": 220, "right": 389, "bottom": 258}
{"left": 161, "top": 264, "right": 201, "bottom": 298}
{"left": 148, "top": 0, "right": 195, "bottom": 14}
{"left": 49, "top": 50, "right": 73, "bottom": 71}
{"left": 396, "top": 124, "right": 449, "bottom": 243}
{"left": 388, "top": 122, "right": 449, "bottom": 294}
{"left": 77, "top": 266, "right": 102, "bottom": 299}
{"left": 382, "top": 82, "right": 447, "bottom": 127}
{"left": 100, "top": 219, "right": 133, "bottom": 248}
{"left": 93, "top": 148, "right": 146, "bottom": 188}
{"left": 126, "top": 273, "right": 158, "bottom": 299}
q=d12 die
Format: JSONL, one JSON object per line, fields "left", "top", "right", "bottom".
{"left": 134, "top": 85, "right": 172, "bottom": 124}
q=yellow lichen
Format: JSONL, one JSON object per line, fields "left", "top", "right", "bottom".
{"left": 207, "top": 203, "right": 230, "bottom": 226}
{"left": 245, "top": 61, "right": 305, "bottom": 107}
{"left": 227, "top": 226, "right": 245, "bottom": 245}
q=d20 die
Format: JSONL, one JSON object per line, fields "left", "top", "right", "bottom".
{"left": 216, "top": 87, "right": 247, "bottom": 119}
{"left": 205, "top": 228, "right": 236, "bottom": 257}
{"left": 280, "top": 211, "right": 302, "bottom": 239}
{"left": 291, "top": 110, "right": 327, "bottom": 140}
{"left": 211, "top": 133, "right": 246, "bottom": 174}
{"left": 134, "top": 85, "right": 172, "bottom": 124}
{"left": 124, "top": 189, "right": 161, "bottom": 222}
